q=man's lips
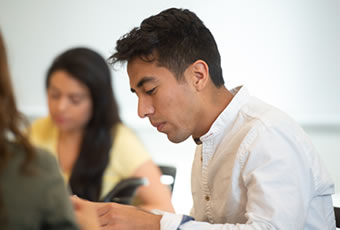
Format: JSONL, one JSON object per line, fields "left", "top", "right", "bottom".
{"left": 151, "top": 121, "right": 165, "bottom": 132}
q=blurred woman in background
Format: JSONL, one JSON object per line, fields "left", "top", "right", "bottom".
{"left": 0, "top": 31, "right": 96, "bottom": 229}
{"left": 29, "top": 47, "right": 173, "bottom": 212}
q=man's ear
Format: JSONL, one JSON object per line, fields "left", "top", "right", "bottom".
{"left": 191, "top": 60, "right": 209, "bottom": 91}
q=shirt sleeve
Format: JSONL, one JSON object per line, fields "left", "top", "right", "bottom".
{"left": 110, "top": 124, "right": 151, "bottom": 178}
{"left": 151, "top": 210, "right": 193, "bottom": 230}
{"left": 100, "top": 124, "right": 152, "bottom": 197}
{"left": 39, "top": 152, "right": 80, "bottom": 230}
{"left": 239, "top": 125, "right": 313, "bottom": 229}
{"left": 28, "top": 117, "right": 58, "bottom": 156}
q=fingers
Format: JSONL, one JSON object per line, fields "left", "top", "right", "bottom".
{"left": 70, "top": 197, "right": 116, "bottom": 227}
{"left": 96, "top": 203, "right": 120, "bottom": 227}
{"left": 96, "top": 202, "right": 112, "bottom": 216}
{"left": 95, "top": 203, "right": 135, "bottom": 228}
{"left": 71, "top": 197, "right": 100, "bottom": 230}
{"left": 71, "top": 198, "right": 135, "bottom": 229}
{"left": 71, "top": 195, "right": 84, "bottom": 210}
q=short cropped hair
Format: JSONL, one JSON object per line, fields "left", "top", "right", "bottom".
{"left": 109, "top": 8, "right": 224, "bottom": 87}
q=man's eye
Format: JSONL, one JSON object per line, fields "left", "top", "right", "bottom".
{"left": 146, "top": 88, "right": 156, "bottom": 95}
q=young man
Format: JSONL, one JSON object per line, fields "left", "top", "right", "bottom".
{"left": 74, "top": 8, "right": 336, "bottom": 229}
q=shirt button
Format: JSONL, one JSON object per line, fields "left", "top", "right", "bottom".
{"left": 205, "top": 195, "right": 210, "bottom": 201}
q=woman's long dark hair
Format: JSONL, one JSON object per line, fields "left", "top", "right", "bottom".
{"left": 46, "top": 48, "right": 121, "bottom": 201}
{"left": 0, "top": 31, "right": 35, "bottom": 225}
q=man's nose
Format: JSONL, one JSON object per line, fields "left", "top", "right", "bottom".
{"left": 137, "top": 96, "right": 154, "bottom": 118}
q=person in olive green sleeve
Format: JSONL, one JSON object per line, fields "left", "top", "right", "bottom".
{"left": 1, "top": 144, "right": 80, "bottom": 230}
{"left": 0, "top": 30, "right": 99, "bottom": 230}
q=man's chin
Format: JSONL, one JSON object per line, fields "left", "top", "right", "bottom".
{"left": 166, "top": 133, "right": 190, "bottom": 144}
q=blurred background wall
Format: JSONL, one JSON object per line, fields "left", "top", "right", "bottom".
{"left": 1, "top": 0, "right": 339, "bottom": 213}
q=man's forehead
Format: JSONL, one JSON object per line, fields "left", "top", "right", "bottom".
{"left": 127, "top": 57, "right": 160, "bottom": 80}
{"left": 127, "top": 56, "right": 157, "bottom": 69}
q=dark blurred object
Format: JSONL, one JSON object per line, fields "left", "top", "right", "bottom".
{"left": 159, "top": 165, "right": 177, "bottom": 194}
{"left": 335, "top": 207, "right": 340, "bottom": 227}
{"left": 100, "top": 177, "right": 147, "bottom": 204}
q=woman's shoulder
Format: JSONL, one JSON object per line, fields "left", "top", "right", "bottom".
{"left": 30, "top": 116, "right": 55, "bottom": 131}
{"left": 29, "top": 116, "right": 57, "bottom": 144}
{"left": 110, "top": 123, "right": 150, "bottom": 159}
{"left": 113, "top": 123, "right": 138, "bottom": 139}
{"left": 33, "top": 147, "right": 59, "bottom": 171}
{"left": 107, "top": 123, "right": 151, "bottom": 178}
{"left": 6, "top": 142, "right": 58, "bottom": 177}
{"left": 112, "top": 123, "right": 147, "bottom": 149}
{"left": 3, "top": 143, "right": 78, "bottom": 230}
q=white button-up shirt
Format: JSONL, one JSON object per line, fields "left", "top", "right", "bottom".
{"left": 159, "top": 86, "right": 335, "bottom": 229}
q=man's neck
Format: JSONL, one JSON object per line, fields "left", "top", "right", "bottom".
{"left": 193, "top": 86, "right": 233, "bottom": 139}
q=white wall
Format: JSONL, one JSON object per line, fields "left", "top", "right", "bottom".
{"left": 1, "top": 0, "right": 339, "bottom": 214}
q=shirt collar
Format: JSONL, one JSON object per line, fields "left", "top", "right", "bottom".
{"left": 196, "top": 85, "right": 250, "bottom": 145}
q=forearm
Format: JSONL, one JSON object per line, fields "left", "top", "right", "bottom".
{"left": 95, "top": 201, "right": 162, "bottom": 230}
{"left": 136, "top": 210, "right": 162, "bottom": 230}
{"left": 133, "top": 160, "right": 175, "bottom": 213}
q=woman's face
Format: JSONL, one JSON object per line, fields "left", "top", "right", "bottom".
{"left": 47, "top": 70, "right": 93, "bottom": 133}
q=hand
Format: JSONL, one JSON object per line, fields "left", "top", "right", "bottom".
{"left": 95, "top": 202, "right": 162, "bottom": 230}
{"left": 71, "top": 196, "right": 100, "bottom": 230}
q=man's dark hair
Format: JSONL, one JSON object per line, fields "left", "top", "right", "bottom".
{"left": 109, "top": 8, "right": 224, "bottom": 87}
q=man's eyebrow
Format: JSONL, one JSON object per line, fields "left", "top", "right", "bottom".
{"left": 130, "top": 76, "right": 155, "bottom": 93}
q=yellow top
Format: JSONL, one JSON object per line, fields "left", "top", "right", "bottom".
{"left": 29, "top": 116, "right": 151, "bottom": 199}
